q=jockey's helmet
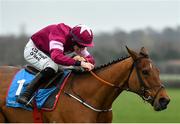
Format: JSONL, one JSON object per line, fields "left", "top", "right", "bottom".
{"left": 71, "top": 24, "right": 94, "bottom": 47}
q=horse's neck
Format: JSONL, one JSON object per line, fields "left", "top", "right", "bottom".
{"left": 96, "top": 58, "right": 133, "bottom": 86}
{"left": 93, "top": 57, "right": 133, "bottom": 107}
{"left": 72, "top": 57, "right": 133, "bottom": 109}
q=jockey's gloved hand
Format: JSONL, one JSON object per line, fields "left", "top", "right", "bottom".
{"left": 73, "top": 55, "right": 86, "bottom": 62}
{"left": 80, "top": 61, "right": 94, "bottom": 71}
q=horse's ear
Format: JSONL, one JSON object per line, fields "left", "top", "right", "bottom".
{"left": 125, "top": 46, "right": 139, "bottom": 61}
{"left": 140, "top": 47, "right": 149, "bottom": 58}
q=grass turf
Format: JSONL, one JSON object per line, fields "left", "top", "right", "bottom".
{"left": 112, "top": 89, "right": 180, "bottom": 123}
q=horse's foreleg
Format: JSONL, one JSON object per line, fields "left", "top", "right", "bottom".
{"left": 0, "top": 100, "right": 6, "bottom": 122}
{"left": 96, "top": 112, "right": 112, "bottom": 123}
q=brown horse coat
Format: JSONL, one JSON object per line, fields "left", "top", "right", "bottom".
{"left": 0, "top": 47, "right": 170, "bottom": 123}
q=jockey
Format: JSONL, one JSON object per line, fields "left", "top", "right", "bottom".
{"left": 17, "top": 23, "right": 95, "bottom": 105}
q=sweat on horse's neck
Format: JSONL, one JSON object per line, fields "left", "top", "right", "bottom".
{"left": 73, "top": 57, "right": 133, "bottom": 109}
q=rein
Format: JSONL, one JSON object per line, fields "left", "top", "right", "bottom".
{"left": 89, "top": 59, "right": 134, "bottom": 90}
{"left": 65, "top": 56, "right": 163, "bottom": 112}
{"left": 90, "top": 71, "right": 121, "bottom": 88}
{"left": 89, "top": 57, "right": 164, "bottom": 105}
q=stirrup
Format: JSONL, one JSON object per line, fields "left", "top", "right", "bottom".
{"left": 25, "top": 95, "right": 35, "bottom": 108}
{"left": 17, "top": 97, "right": 33, "bottom": 108}
{"left": 25, "top": 102, "right": 33, "bottom": 108}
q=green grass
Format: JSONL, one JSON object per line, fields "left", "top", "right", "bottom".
{"left": 112, "top": 89, "right": 180, "bottom": 123}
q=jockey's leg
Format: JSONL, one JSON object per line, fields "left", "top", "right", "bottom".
{"left": 17, "top": 39, "right": 65, "bottom": 106}
{"left": 16, "top": 67, "right": 56, "bottom": 105}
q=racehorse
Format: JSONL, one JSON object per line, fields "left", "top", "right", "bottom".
{"left": 0, "top": 47, "right": 170, "bottom": 123}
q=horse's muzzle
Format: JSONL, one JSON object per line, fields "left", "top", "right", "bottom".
{"left": 154, "top": 97, "right": 170, "bottom": 111}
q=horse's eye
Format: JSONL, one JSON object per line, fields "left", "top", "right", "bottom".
{"left": 142, "top": 70, "right": 149, "bottom": 75}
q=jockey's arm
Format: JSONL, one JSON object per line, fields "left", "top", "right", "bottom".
{"left": 50, "top": 49, "right": 81, "bottom": 66}
{"left": 51, "top": 49, "right": 94, "bottom": 71}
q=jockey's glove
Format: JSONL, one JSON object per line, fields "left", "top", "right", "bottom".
{"left": 73, "top": 55, "right": 86, "bottom": 62}
{"left": 80, "top": 61, "right": 94, "bottom": 71}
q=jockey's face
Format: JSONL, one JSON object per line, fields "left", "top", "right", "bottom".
{"left": 73, "top": 45, "right": 86, "bottom": 53}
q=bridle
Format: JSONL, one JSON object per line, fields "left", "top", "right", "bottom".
{"left": 65, "top": 56, "right": 164, "bottom": 112}
{"left": 124, "top": 57, "right": 164, "bottom": 105}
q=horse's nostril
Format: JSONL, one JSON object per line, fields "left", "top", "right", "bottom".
{"left": 159, "top": 98, "right": 170, "bottom": 107}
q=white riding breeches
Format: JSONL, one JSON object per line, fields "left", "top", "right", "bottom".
{"left": 24, "top": 39, "right": 59, "bottom": 72}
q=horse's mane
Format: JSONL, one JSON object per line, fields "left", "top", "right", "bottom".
{"left": 94, "top": 55, "right": 130, "bottom": 71}
{"left": 73, "top": 55, "right": 130, "bottom": 74}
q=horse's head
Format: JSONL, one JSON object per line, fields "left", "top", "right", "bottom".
{"left": 125, "top": 46, "right": 170, "bottom": 111}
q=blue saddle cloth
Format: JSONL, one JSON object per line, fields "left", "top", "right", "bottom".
{"left": 6, "top": 68, "right": 70, "bottom": 111}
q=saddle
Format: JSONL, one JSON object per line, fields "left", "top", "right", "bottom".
{"left": 6, "top": 65, "right": 72, "bottom": 111}
{"left": 25, "top": 65, "right": 39, "bottom": 75}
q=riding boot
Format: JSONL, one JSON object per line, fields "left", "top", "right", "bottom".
{"left": 17, "top": 67, "right": 56, "bottom": 105}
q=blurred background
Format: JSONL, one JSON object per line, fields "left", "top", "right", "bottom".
{"left": 0, "top": 0, "right": 179, "bottom": 122}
